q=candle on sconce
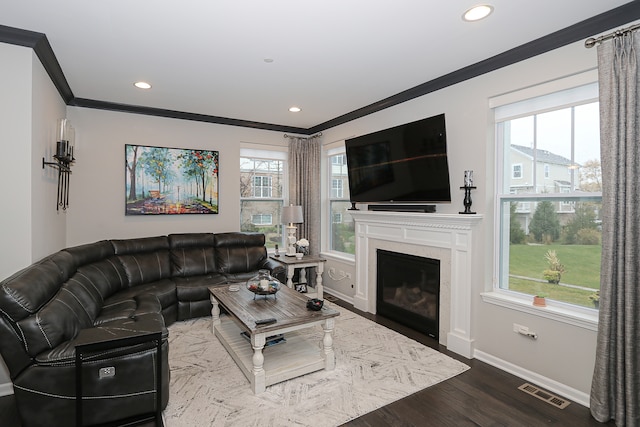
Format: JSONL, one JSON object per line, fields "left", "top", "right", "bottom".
{"left": 56, "top": 140, "right": 66, "bottom": 158}
{"left": 58, "top": 118, "right": 67, "bottom": 142}
{"left": 464, "top": 170, "right": 474, "bottom": 187}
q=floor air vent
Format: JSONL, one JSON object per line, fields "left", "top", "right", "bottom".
{"left": 518, "top": 383, "right": 570, "bottom": 409}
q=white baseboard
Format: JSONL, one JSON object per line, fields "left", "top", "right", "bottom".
{"left": 324, "top": 289, "right": 354, "bottom": 306}
{"left": 473, "top": 350, "right": 590, "bottom": 408}
{"left": 0, "top": 382, "right": 13, "bottom": 397}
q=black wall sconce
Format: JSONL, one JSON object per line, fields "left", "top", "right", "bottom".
{"left": 43, "top": 119, "right": 75, "bottom": 210}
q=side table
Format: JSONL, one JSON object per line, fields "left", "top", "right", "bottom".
{"left": 270, "top": 255, "right": 326, "bottom": 299}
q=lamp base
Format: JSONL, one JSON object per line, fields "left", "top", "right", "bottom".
{"left": 285, "top": 225, "right": 297, "bottom": 257}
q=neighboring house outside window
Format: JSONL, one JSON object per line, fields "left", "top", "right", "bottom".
{"left": 495, "top": 82, "right": 601, "bottom": 311}
{"left": 240, "top": 151, "right": 286, "bottom": 249}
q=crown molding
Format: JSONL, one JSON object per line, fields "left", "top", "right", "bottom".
{"left": 2, "top": 2, "right": 639, "bottom": 136}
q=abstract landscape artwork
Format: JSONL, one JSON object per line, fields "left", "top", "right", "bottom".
{"left": 125, "top": 144, "right": 219, "bottom": 215}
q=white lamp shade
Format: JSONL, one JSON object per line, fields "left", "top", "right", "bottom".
{"left": 282, "top": 205, "right": 303, "bottom": 224}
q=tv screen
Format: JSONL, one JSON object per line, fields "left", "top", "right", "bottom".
{"left": 345, "top": 114, "right": 451, "bottom": 203}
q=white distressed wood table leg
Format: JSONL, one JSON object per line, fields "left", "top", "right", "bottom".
{"left": 210, "top": 294, "right": 220, "bottom": 334}
{"left": 315, "top": 262, "right": 324, "bottom": 299}
{"left": 322, "top": 318, "right": 335, "bottom": 370}
{"left": 251, "top": 333, "right": 266, "bottom": 393}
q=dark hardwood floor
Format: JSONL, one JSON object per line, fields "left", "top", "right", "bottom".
{"left": 0, "top": 297, "right": 613, "bottom": 427}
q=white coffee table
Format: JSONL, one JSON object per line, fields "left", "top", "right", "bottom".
{"left": 209, "top": 284, "right": 339, "bottom": 394}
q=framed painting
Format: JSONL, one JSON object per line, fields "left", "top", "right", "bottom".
{"left": 125, "top": 144, "right": 219, "bottom": 215}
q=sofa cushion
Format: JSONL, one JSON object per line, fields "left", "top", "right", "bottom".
{"left": 168, "top": 233, "right": 216, "bottom": 277}
{"left": 214, "top": 232, "right": 268, "bottom": 274}
{"left": 95, "top": 294, "right": 162, "bottom": 325}
{"left": 63, "top": 240, "right": 115, "bottom": 268}
{"left": 174, "top": 274, "right": 227, "bottom": 301}
{"left": 70, "top": 257, "right": 129, "bottom": 306}
{"left": 16, "top": 279, "right": 99, "bottom": 357}
{"left": 0, "top": 258, "right": 64, "bottom": 322}
{"left": 102, "top": 279, "right": 176, "bottom": 311}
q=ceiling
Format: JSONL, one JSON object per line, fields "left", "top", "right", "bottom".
{"left": 1, "top": 1, "right": 639, "bottom": 134}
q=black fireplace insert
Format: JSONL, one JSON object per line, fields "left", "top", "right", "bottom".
{"left": 376, "top": 249, "right": 440, "bottom": 339}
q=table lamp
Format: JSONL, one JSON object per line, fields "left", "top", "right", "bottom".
{"left": 282, "top": 205, "right": 303, "bottom": 256}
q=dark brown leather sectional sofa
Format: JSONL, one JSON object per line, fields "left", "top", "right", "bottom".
{"left": 0, "top": 232, "right": 285, "bottom": 427}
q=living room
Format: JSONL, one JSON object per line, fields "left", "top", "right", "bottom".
{"left": 1, "top": 2, "right": 640, "bottom": 426}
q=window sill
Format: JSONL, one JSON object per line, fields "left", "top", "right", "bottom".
{"left": 480, "top": 291, "right": 599, "bottom": 331}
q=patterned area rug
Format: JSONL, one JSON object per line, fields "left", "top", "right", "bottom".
{"left": 163, "top": 303, "right": 469, "bottom": 427}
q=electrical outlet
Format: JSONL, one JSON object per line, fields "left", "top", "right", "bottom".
{"left": 99, "top": 366, "right": 115, "bottom": 379}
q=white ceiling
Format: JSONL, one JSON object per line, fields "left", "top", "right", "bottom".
{"left": 1, "top": 0, "right": 636, "bottom": 130}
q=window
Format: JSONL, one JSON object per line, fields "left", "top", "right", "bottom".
{"left": 252, "top": 176, "right": 272, "bottom": 198}
{"left": 327, "top": 151, "right": 355, "bottom": 255}
{"left": 512, "top": 164, "right": 523, "bottom": 179}
{"left": 240, "top": 151, "right": 286, "bottom": 249}
{"left": 251, "top": 214, "right": 272, "bottom": 225}
{"left": 495, "top": 83, "right": 601, "bottom": 310}
{"left": 331, "top": 179, "right": 344, "bottom": 198}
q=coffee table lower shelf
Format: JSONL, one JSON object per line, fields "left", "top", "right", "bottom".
{"left": 214, "top": 315, "right": 334, "bottom": 393}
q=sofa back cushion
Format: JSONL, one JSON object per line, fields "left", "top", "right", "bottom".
{"left": 16, "top": 278, "right": 98, "bottom": 357}
{"left": 214, "top": 232, "right": 268, "bottom": 274}
{"left": 168, "top": 233, "right": 216, "bottom": 277}
{"left": 111, "top": 237, "right": 171, "bottom": 287}
{"left": 0, "top": 257, "right": 66, "bottom": 322}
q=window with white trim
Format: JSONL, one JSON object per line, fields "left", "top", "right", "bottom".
{"left": 240, "top": 150, "right": 287, "bottom": 249}
{"left": 326, "top": 149, "right": 355, "bottom": 255}
{"left": 495, "top": 82, "right": 602, "bottom": 310}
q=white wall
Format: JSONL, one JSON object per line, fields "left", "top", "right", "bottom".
{"left": 0, "top": 44, "right": 33, "bottom": 280}
{"left": 65, "top": 107, "right": 288, "bottom": 246}
{"left": 320, "top": 40, "right": 600, "bottom": 401}
{"left": 0, "top": 42, "right": 67, "bottom": 392}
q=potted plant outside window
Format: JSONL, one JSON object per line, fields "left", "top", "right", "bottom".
{"left": 543, "top": 250, "right": 565, "bottom": 284}
{"left": 589, "top": 291, "right": 600, "bottom": 309}
{"left": 533, "top": 293, "right": 547, "bottom": 307}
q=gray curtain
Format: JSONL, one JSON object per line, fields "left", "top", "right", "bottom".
{"left": 590, "top": 31, "right": 640, "bottom": 426}
{"left": 288, "top": 136, "right": 321, "bottom": 255}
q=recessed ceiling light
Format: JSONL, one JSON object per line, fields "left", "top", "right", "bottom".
{"left": 264, "top": 58, "right": 274, "bottom": 63}
{"left": 134, "top": 81, "right": 152, "bottom": 89}
{"left": 289, "top": 106, "right": 301, "bottom": 113}
{"left": 463, "top": 4, "right": 494, "bottom": 22}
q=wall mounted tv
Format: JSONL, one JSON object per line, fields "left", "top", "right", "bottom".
{"left": 345, "top": 113, "right": 452, "bottom": 204}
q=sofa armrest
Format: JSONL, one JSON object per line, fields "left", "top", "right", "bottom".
{"left": 259, "top": 257, "right": 286, "bottom": 283}
{"left": 74, "top": 315, "right": 165, "bottom": 427}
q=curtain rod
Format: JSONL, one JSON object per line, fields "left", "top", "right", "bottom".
{"left": 283, "top": 132, "right": 322, "bottom": 139}
{"left": 585, "top": 22, "right": 640, "bottom": 48}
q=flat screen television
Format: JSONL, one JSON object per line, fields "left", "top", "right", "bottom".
{"left": 345, "top": 113, "right": 451, "bottom": 204}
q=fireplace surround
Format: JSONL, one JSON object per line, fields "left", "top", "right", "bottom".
{"left": 350, "top": 210, "right": 482, "bottom": 358}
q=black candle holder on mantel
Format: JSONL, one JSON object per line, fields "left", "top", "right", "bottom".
{"left": 459, "top": 186, "right": 477, "bottom": 214}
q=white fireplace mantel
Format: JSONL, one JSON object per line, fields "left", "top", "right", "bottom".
{"left": 350, "top": 210, "right": 483, "bottom": 359}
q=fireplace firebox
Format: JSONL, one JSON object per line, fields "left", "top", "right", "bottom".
{"left": 376, "top": 249, "right": 440, "bottom": 339}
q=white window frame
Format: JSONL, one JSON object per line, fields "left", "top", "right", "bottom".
{"left": 323, "top": 144, "right": 355, "bottom": 259}
{"left": 484, "top": 72, "right": 601, "bottom": 329}
{"left": 240, "top": 146, "right": 288, "bottom": 251}
{"left": 252, "top": 175, "right": 272, "bottom": 198}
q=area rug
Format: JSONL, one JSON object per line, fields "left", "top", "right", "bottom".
{"left": 163, "top": 303, "right": 469, "bottom": 427}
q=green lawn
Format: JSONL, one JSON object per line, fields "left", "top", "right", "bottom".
{"left": 508, "top": 244, "right": 601, "bottom": 308}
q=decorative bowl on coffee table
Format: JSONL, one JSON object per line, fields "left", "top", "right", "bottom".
{"left": 246, "top": 269, "right": 282, "bottom": 299}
